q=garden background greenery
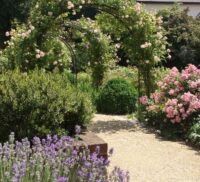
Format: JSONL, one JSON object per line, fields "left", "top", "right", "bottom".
{"left": 0, "top": 0, "right": 199, "bottom": 181}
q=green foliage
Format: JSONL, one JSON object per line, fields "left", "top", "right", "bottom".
{"left": 97, "top": 78, "right": 137, "bottom": 114}
{"left": 187, "top": 115, "right": 200, "bottom": 146}
{"left": 74, "top": 19, "right": 116, "bottom": 87}
{"left": 1, "top": 0, "right": 116, "bottom": 88}
{"left": 0, "top": 69, "right": 94, "bottom": 141}
{"left": 104, "top": 66, "right": 169, "bottom": 95}
{"left": 77, "top": 72, "right": 100, "bottom": 107}
{"left": 96, "top": 2, "right": 168, "bottom": 95}
{"left": 151, "top": 67, "right": 170, "bottom": 90}
{"left": 158, "top": 4, "right": 200, "bottom": 69}
{"left": 1, "top": 0, "right": 168, "bottom": 91}
{"left": 2, "top": 21, "right": 72, "bottom": 72}
{"left": 104, "top": 66, "right": 138, "bottom": 86}
{"left": 143, "top": 112, "right": 184, "bottom": 139}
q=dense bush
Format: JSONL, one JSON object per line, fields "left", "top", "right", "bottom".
{"left": 104, "top": 66, "right": 170, "bottom": 95}
{"left": 0, "top": 133, "right": 129, "bottom": 182}
{"left": 158, "top": 5, "right": 200, "bottom": 69}
{"left": 77, "top": 72, "right": 99, "bottom": 107}
{"left": 0, "top": 70, "right": 94, "bottom": 141}
{"left": 140, "top": 64, "right": 200, "bottom": 138}
{"left": 97, "top": 78, "right": 137, "bottom": 114}
{"left": 187, "top": 115, "right": 200, "bottom": 146}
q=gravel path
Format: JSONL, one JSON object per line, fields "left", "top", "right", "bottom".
{"left": 89, "top": 114, "right": 200, "bottom": 182}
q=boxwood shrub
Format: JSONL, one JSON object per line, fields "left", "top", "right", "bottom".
{"left": 97, "top": 78, "right": 137, "bottom": 114}
{"left": 0, "top": 70, "right": 94, "bottom": 141}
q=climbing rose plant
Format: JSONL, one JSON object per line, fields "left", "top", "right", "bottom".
{"left": 0, "top": 133, "right": 129, "bottom": 182}
{"left": 140, "top": 64, "right": 200, "bottom": 123}
{"left": 0, "top": 0, "right": 168, "bottom": 90}
{"left": 0, "top": 0, "right": 116, "bottom": 88}
{"left": 96, "top": 1, "right": 168, "bottom": 95}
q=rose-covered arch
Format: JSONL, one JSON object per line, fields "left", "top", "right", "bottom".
{"left": 1, "top": 0, "right": 168, "bottom": 92}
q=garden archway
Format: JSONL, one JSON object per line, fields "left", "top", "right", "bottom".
{"left": 1, "top": 0, "right": 168, "bottom": 95}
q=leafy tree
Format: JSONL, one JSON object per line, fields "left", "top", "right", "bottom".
{"left": 158, "top": 5, "right": 200, "bottom": 69}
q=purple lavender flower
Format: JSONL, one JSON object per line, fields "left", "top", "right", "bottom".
{"left": 11, "top": 177, "right": 18, "bottom": 182}
{"left": 12, "top": 163, "right": 19, "bottom": 175}
{"left": 0, "top": 133, "right": 129, "bottom": 182}
{"left": 95, "top": 146, "right": 100, "bottom": 154}
{"left": 19, "top": 161, "right": 26, "bottom": 177}
{"left": 119, "top": 169, "right": 127, "bottom": 182}
{"left": 57, "top": 176, "right": 68, "bottom": 182}
{"left": 72, "top": 149, "right": 78, "bottom": 156}
{"left": 91, "top": 152, "right": 98, "bottom": 162}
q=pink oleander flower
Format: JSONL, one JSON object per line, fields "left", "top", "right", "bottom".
{"left": 179, "top": 108, "right": 185, "bottom": 114}
{"left": 144, "top": 64, "right": 200, "bottom": 124}
{"left": 168, "top": 89, "right": 175, "bottom": 96}
{"left": 186, "top": 64, "right": 197, "bottom": 73}
{"left": 166, "top": 99, "right": 178, "bottom": 106}
{"left": 189, "top": 81, "right": 198, "bottom": 89}
{"left": 180, "top": 73, "right": 189, "bottom": 80}
{"left": 139, "top": 96, "right": 148, "bottom": 105}
{"left": 150, "top": 92, "right": 162, "bottom": 103}
{"left": 170, "top": 67, "right": 179, "bottom": 77}
{"left": 175, "top": 115, "right": 181, "bottom": 123}
{"left": 181, "top": 92, "right": 196, "bottom": 103}
{"left": 190, "top": 99, "right": 200, "bottom": 110}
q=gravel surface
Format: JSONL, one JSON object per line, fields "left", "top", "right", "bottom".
{"left": 89, "top": 114, "right": 200, "bottom": 182}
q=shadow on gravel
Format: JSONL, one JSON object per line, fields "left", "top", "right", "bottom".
{"left": 141, "top": 126, "right": 200, "bottom": 156}
{"left": 89, "top": 119, "right": 139, "bottom": 133}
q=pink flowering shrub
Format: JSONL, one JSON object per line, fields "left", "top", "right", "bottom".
{"left": 140, "top": 64, "right": 200, "bottom": 137}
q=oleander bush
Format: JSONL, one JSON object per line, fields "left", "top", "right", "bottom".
{"left": 0, "top": 69, "right": 94, "bottom": 141}
{"left": 97, "top": 78, "right": 137, "bottom": 114}
{"left": 0, "top": 133, "right": 129, "bottom": 182}
{"left": 140, "top": 64, "right": 200, "bottom": 139}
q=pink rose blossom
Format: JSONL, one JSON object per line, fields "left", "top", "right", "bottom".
{"left": 5, "top": 31, "right": 10, "bottom": 37}
{"left": 36, "top": 54, "right": 40, "bottom": 59}
{"left": 39, "top": 51, "right": 45, "bottom": 57}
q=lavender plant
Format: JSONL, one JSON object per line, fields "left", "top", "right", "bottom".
{"left": 0, "top": 132, "right": 129, "bottom": 182}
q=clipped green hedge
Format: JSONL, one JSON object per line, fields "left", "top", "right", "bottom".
{"left": 97, "top": 78, "right": 137, "bottom": 114}
{"left": 0, "top": 70, "right": 94, "bottom": 141}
